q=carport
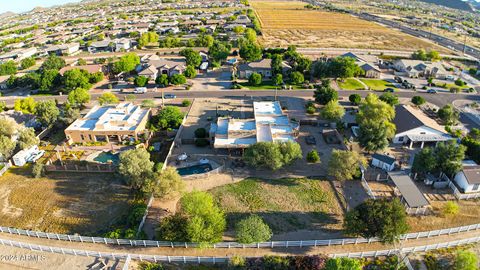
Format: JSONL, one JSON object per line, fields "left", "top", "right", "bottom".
{"left": 388, "top": 171, "right": 430, "bottom": 215}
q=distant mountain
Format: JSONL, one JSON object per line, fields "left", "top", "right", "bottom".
{"left": 417, "top": 0, "right": 474, "bottom": 12}
{"left": 0, "top": 11, "right": 15, "bottom": 19}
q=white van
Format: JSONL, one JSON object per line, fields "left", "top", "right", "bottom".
{"left": 134, "top": 87, "right": 147, "bottom": 94}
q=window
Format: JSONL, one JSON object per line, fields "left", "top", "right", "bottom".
{"left": 80, "top": 134, "right": 85, "bottom": 141}
{"left": 473, "top": 184, "right": 480, "bottom": 191}
{"left": 398, "top": 137, "right": 404, "bottom": 142}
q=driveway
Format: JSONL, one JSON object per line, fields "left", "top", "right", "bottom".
{"left": 191, "top": 71, "right": 232, "bottom": 91}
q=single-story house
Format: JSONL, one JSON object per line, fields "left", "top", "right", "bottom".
{"left": 454, "top": 165, "right": 480, "bottom": 193}
{"left": 138, "top": 64, "right": 158, "bottom": 80}
{"left": 392, "top": 105, "right": 451, "bottom": 148}
{"left": 393, "top": 59, "right": 447, "bottom": 79}
{"left": 388, "top": 171, "right": 430, "bottom": 215}
{"left": 371, "top": 153, "right": 396, "bottom": 171}
{"left": 139, "top": 55, "right": 186, "bottom": 77}
{"left": 237, "top": 58, "right": 291, "bottom": 79}
{"left": 340, "top": 52, "right": 381, "bottom": 78}
{"left": 360, "top": 63, "right": 381, "bottom": 78}
{"left": 45, "top": 43, "right": 80, "bottom": 56}
{"left": 88, "top": 40, "right": 114, "bottom": 53}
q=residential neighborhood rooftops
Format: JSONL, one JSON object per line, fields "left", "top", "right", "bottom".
{"left": 372, "top": 153, "right": 396, "bottom": 165}
{"left": 394, "top": 105, "right": 447, "bottom": 134}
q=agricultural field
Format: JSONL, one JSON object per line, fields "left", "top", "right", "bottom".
{"left": 251, "top": 1, "right": 448, "bottom": 52}
{"left": 209, "top": 178, "right": 345, "bottom": 236}
{"left": 0, "top": 167, "right": 132, "bottom": 235}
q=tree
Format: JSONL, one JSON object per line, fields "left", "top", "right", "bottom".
{"left": 325, "top": 258, "right": 362, "bottom": 270}
{"left": 321, "top": 100, "right": 345, "bottom": 122}
{"left": 235, "top": 215, "right": 272, "bottom": 244}
{"left": 169, "top": 74, "right": 187, "bottom": 85}
{"left": 134, "top": 76, "right": 148, "bottom": 87}
{"left": 306, "top": 150, "right": 320, "bottom": 163}
{"left": 328, "top": 149, "right": 366, "bottom": 181}
{"left": 435, "top": 141, "right": 465, "bottom": 176}
{"left": 248, "top": 72, "right": 262, "bottom": 86}
{"left": 271, "top": 74, "right": 283, "bottom": 86}
{"left": 208, "top": 41, "right": 231, "bottom": 64}
{"left": 150, "top": 167, "right": 185, "bottom": 199}
{"left": 156, "top": 74, "right": 169, "bottom": 87}
{"left": 349, "top": 94, "right": 361, "bottom": 105}
{"left": 356, "top": 94, "right": 396, "bottom": 152}
{"left": 138, "top": 31, "right": 159, "bottom": 48}
{"left": 314, "top": 80, "right": 338, "bottom": 105}
{"left": 195, "top": 34, "right": 214, "bottom": 47}
{"left": 443, "top": 201, "right": 459, "bottom": 216}
{"left": 17, "top": 128, "right": 39, "bottom": 150}
{"left": 290, "top": 71, "right": 304, "bottom": 85}
{"left": 454, "top": 250, "right": 478, "bottom": 270}
{"left": 0, "top": 135, "right": 15, "bottom": 160}
{"left": 243, "top": 141, "right": 302, "bottom": 170}
{"left": 20, "top": 57, "right": 36, "bottom": 70}
{"left": 270, "top": 54, "right": 283, "bottom": 76}
{"left": 426, "top": 50, "right": 441, "bottom": 61}
{"left": 326, "top": 57, "right": 363, "bottom": 79}
{"left": 14, "top": 97, "right": 36, "bottom": 114}
{"left": 0, "top": 61, "right": 17, "bottom": 75}
{"left": 156, "top": 213, "right": 189, "bottom": 241}
{"left": 41, "top": 55, "right": 66, "bottom": 71}
{"left": 98, "top": 92, "right": 119, "bottom": 105}
{"left": 63, "top": 68, "right": 91, "bottom": 91}
{"left": 344, "top": 198, "right": 409, "bottom": 243}
{"left": 379, "top": 93, "right": 399, "bottom": 106}
{"left": 245, "top": 28, "right": 257, "bottom": 43}
{"left": 89, "top": 72, "right": 104, "bottom": 83}
{"left": 412, "top": 147, "right": 437, "bottom": 176}
{"left": 77, "top": 58, "right": 87, "bottom": 66}
{"left": 183, "top": 65, "right": 197, "bottom": 79}
{"left": 112, "top": 53, "right": 140, "bottom": 74}
{"left": 180, "top": 191, "right": 226, "bottom": 243}
{"left": 179, "top": 48, "right": 202, "bottom": 67}
{"left": 411, "top": 49, "right": 428, "bottom": 61}
{"left": 149, "top": 106, "right": 184, "bottom": 131}
{"left": 438, "top": 104, "right": 459, "bottom": 125}
{"left": 38, "top": 69, "right": 59, "bottom": 91}
{"left": 0, "top": 119, "right": 15, "bottom": 137}
{"left": 32, "top": 163, "right": 45, "bottom": 178}
{"left": 35, "top": 100, "right": 60, "bottom": 127}
{"left": 61, "top": 105, "right": 80, "bottom": 125}
{"left": 411, "top": 96, "right": 426, "bottom": 106}
{"left": 118, "top": 148, "right": 154, "bottom": 190}
{"left": 239, "top": 40, "right": 262, "bottom": 62}
{"left": 67, "top": 88, "right": 91, "bottom": 107}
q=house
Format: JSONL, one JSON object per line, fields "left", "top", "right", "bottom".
{"left": 454, "top": 165, "right": 480, "bottom": 193}
{"left": 388, "top": 171, "right": 430, "bottom": 215}
{"left": 65, "top": 103, "right": 151, "bottom": 144}
{"left": 237, "top": 58, "right": 291, "bottom": 79}
{"left": 115, "top": 38, "right": 132, "bottom": 52}
{"left": 371, "top": 153, "right": 396, "bottom": 171}
{"left": 45, "top": 43, "right": 80, "bottom": 56}
{"left": 340, "top": 52, "right": 381, "bottom": 78}
{"left": 59, "top": 64, "right": 103, "bottom": 76}
{"left": 88, "top": 40, "right": 114, "bottom": 53}
{"left": 392, "top": 105, "right": 452, "bottom": 148}
{"left": 138, "top": 64, "right": 158, "bottom": 80}
{"left": 0, "top": 47, "right": 37, "bottom": 63}
{"left": 139, "top": 55, "right": 186, "bottom": 77}
{"left": 393, "top": 59, "right": 448, "bottom": 79}
{"left": 213, "top": 101, "right": 299, "bottom": 150}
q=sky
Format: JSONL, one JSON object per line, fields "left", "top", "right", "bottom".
{"left": 0, "top": 0, "right": 81, "bottom": 13}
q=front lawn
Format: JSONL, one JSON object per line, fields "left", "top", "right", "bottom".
{"left": 209, "top": 178, "right": 345, "bottom": 234}
{"left": 434, "top": 80, "right": 471, "bottom": 90}
{"left": 238, "top": 80, "right": 306, "bottom": 90}
{"left": 0, "top": 167, "right": 133, "bottom": 235}
{"left": 337, "top": 78, "right": 365, "bottom": 90}
{"left": 360, "top": 79, "right": 397, "bottom": 91}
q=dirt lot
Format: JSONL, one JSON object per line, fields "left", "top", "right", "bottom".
{"left": 0, "top": 167, "right": 132, "bottom": 235}
{"left": 252, "top": 0, "right": 448, "bottom": 51}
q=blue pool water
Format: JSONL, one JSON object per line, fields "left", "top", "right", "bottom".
{"left": 177, "top": 163, "right": 213, "bottom": 176}
{"left": 94, "top": 151, "right": 120, "bottom": 164}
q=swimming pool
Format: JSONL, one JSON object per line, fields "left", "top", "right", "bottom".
{"left": 93, "top": 151, "right": 120, "bottom": 164}
{"left": 177, "top": 163, "right": 213, "bottom": 176}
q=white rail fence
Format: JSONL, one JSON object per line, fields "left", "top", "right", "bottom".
{"left": 1, "top": 235, "right": 480, "bottom": 264}
{"left": 448, "top": 180, "right": 480, "bottom": 200}
{"left": 1, "top": 223, "right": 480, "bottom": 249}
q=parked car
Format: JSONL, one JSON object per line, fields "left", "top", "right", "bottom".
{"left": 427, "top": 89, "right": 437, "bottom": 94}
{"left": 394, "top": 76, "right": 403, "bottom": 83}
{"left": 134, "top": 87, "right": 147, "bottom": 94}
{"left": 305, "top": 136, "right": 317, "bottom": 145}
{"left": 384, "top": 88, "right": 395, "bottom": 92}
{"left": 164, "top": 94, "right": 176, "bottom": 99}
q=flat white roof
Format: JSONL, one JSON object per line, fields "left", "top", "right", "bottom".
{"left": 66, "top": 103, "right": 149, "bottom": 132}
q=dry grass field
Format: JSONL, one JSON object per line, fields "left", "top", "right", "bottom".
{"left": 0, "top": 167, "right": 132, "bottom": 235}
{"left": 251, "top": 1, "right": 448, "bottom": 51}
{"left": 209, "top": 178, "right": 345, "bottom": 234}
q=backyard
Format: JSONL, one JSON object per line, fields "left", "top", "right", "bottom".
{"left": 0, "top": 167, "right": 133, "bottom": 235}
{"left": 251, "top": 0, "right": 448, "bottom": 51}
{"left": 209, "top": 178, "right": 345, "bottom": 237}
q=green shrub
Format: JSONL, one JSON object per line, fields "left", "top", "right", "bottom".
{"left": 443, "top": 201, "right": 459, "bottom": 216}
{"left": 306, "top": 106, "right": 316, "bottom": 114}
{"left": 195, "top": 138, "right": 209, "bottom": 147}
{"left": 32, "top": 163, "right": 45, "bottom": 178}
{"left": 235, "top": 215, "right": 272, "bottom": 243}
{"left": 306, "top": 150, "right": 320, "bottom": 163}
{"left": 181, "top": 99, "right": 191, "bottom": 107}
{"left": 411, "top": 96, "right": 426, "bottom": 106}
{"left": 127, "top": 203, "right": 147, "bottom": 226}
{"left": 194, "top": 128, "right": 207, "bottom": 138}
